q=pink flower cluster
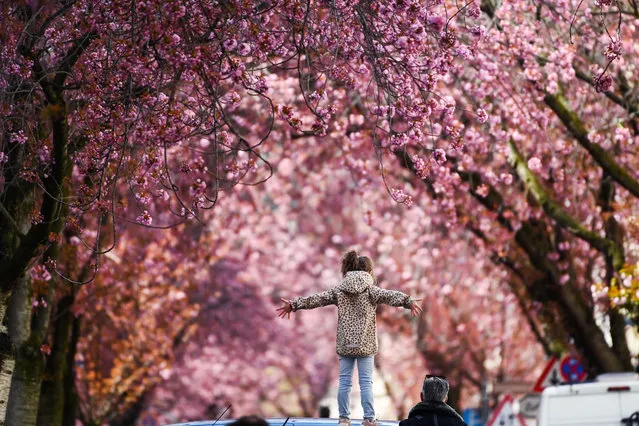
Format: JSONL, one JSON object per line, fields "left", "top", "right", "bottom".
{"left": 136, "top": 210, "right": 153, "bottom": 226}
{"left": 391, "top": 188, "right": 414, "bottom": 207}
{"left": 412, "top": 155, "right": 429, "bottom": 179}
{"left": 30, "top": 265, "right": 52, "bottom": 282}
{"left": 593, "top": 74, "right": 612, "bottom": 92}
{"left": 391, "top": 134, "right": 409, "bottom": 152}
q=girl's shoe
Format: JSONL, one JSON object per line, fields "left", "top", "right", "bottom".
{"left": 363, "top": 419, "right": 378, "bottom": 426}
{"left": 338, "top": 417, "right": 351, "bottom": 426}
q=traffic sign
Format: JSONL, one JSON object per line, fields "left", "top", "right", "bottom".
{"left": 517, "top": 393, "right": 541, "bottom": 418}
{"left": 533, "top": 355, "right": 588, "bottom": 392}
{"left": 559, "top": 354, "right": 587, "bottom": 383}
{"left": 487, "top": 395, "right": 527, "bottom": 426}
{"left": 533, "top": 357, "right": 561, "bottom": 392}
{"left": 463, "top": 408, "right": 484, "bottom": 426}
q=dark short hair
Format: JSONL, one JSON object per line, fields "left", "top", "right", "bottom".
{"left": 319, "top": 406, "right": 330, "bottom": 418}
{"left": 229, "top": 416, "right": 269, "bottom": 426}
{"left": 422, "top": 375, "right": 449, "bottom": 402}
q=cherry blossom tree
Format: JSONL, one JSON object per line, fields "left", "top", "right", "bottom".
{"left": 401, "top": 0, "right": 639, "bottom": 374}
{"left": 72, "top": 229, "right": 200, "bottom": 426}
{"left": 0, "top": 0, "right": 471, "bottom": 424}
{"left": 3, "top": 0, "right": 639, "bottom": 425}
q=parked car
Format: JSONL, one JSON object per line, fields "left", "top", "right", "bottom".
{"left": 537, "top": 372, "right": 639, "bottom": 426}
{"left": 165, "top": 418, "right": 400, "bottom": 426}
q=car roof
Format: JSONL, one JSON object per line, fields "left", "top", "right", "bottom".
{"left": 165, "top": 418, "right": 400, "bottom": 426}
{"left": 542, "top": 380, "right": 639, "bottom": 396}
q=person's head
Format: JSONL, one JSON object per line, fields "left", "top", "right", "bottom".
{"left": 319, "top": 405, "right": 330, "bottom": 418}
{"left": 420, "top": 374, "right": 449, "bottom": 403}
{"left": 229, "top": 416, "right": 269, "bottom": 426}
{"left": 341, "top": 249, "right": 374, "bottom": 277}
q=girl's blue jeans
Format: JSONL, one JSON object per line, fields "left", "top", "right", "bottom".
{"left": 338, "top": 356, "right": 375, "bottom": 420}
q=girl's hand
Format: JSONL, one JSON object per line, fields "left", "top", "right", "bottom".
{"left": 276, "top": 298, "right": 294, "bottom": 319}
{"left": 410, "top": 298, "right": 423, "bottom": 317}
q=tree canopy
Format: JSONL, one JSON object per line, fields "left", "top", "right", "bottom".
{"left": 1, "top": 0, "right": 639, "bottom": 424}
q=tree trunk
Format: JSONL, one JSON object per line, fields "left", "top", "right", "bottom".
{"left": 598, "top": 176, "right": 633, "bottom": 370}
{"left": 515, "top": 220, "right": 625, "bottom": 372}
{"left": 7, "top": 255, "right": 64, "bottom": 426}
{"left": 0, "top": 273, "right": 32, "bottom": 426}
{"left": 108, "top": 393, "right": 147, "bottom": 426}
{"left": 446, "top": 374, "right": 462, "bottom": 413}
{"left": 0, "top": 354, "right": 13, "bottom": 426}
{"left": 62, "top": 315, "right": 80, "bottom": 426}
{"left": 0, "top": 157, "right": 36, "bottom": 425}
{"left": 5, "top": 272, "right": 49, "bottom": 426}
{"left": 5, "top": 342, "right": 45, "bottom": 426}
{"left": 37, "top": 290, "right": 76, "bottom": 426}
{"left": 0, "top": 291, "right": 10, "bottom": 327}
{"left": 7, "top": 88, "right": 72, "bottom": 425}
{"left": 0, "top": 290, "right": 14, "bottom": 426}
{"left": 7, "top": 275, "right": 31, "bottom": 348}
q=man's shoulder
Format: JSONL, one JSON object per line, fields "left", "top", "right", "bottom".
{"left": 399, "top": 417, "right": 425, "bottom": 426}
{"left": 400, "top": 406, "right": 433, "bottom": 426}
{"left": 401, "top": 416, "right": 466, "bottom": 426}
{"left": 402, "top": 402, "right": 467, "bottom": 426}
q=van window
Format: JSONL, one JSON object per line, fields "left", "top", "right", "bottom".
{"left": 546, "top": 393, "right": 621, "bottom": 425}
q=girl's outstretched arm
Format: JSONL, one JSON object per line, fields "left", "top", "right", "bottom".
{"left": 276, "top": 289, "right": 338, "bottom": 319}
{"left": 410, "top": 298, "right": 423, "bottom": 316}
{"left": 291, "top": 288, "right": 338, "bottom": 311}
{"left": 276, "top": 298, "right": 294, "bottom": 319}
{"left": 369, "top": 286, "right": 423, "bottom": 315}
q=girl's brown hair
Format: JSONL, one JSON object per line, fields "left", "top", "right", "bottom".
{"left": 341, "top": 250, "right": 375, "bottom": 277}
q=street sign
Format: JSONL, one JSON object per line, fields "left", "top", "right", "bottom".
{"left": 487, "top": 395, "right": 527, "bottom": 426}
{"left": 533, "top": 357, "right": 561, "bottom": 392}
{"left": 533, "top": 355, "right": 588, "bottom": 392}
{"left": 517, "top": 393, "right": 541, "bottom": 418}
{"left": 559, "top": 354, "right": 587, "bottom": 383}
{"left": 463, "top": 408, "right": 484, "bottom": 426}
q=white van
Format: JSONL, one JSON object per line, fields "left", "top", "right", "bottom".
{"left": 537, "top": 373, "right": 639, "bottom": 426}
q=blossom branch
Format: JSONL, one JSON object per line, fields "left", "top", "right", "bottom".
{"left": 54, "top": 30, "right": 99, "bottom": 88}
{"left": 573, "top": 66, "right": 639, "bottom": 117}
{"left": 507, "top": 138, "right": 625, "bottom": 270}
{"left": 544, "top": 92, "right": 639, "bottom": 199}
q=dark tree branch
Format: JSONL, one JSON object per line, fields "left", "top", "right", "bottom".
{"left": 0, "top": 201, "right": 26, "bottom": 239}
{"left": 574, "top": 67, "right": 638, "bottom": 115}
{"left": 598, "top": 175, "right": 633, "bottom": 369}
{"left": 508, "top": 138, "right": 625, "bottom": 270}
{"left": 544, "top": 92, "right": 639, "bottom": 199}
{"left": 54, "top": 31, "right": 99, "bottom": 88}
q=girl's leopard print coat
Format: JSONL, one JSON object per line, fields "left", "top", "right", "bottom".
{"left": 291, "top": 271, "right": 414, "bottom": 357}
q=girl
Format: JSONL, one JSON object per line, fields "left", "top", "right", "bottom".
{"left": 277, "top": 250, "right": 422, "bottom": 426}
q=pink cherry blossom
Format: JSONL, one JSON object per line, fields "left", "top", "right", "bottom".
{"left": 433, "top": 149, "right": 447, "bottom": 164}
{"left": 136, "top": 210, "right": 153, "bottom": 226}
{"left": 527, "top": 157, "right": 542, "bottom": 172}
{"left": 476, "top": 108, "right": 488, "bottom": 123}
